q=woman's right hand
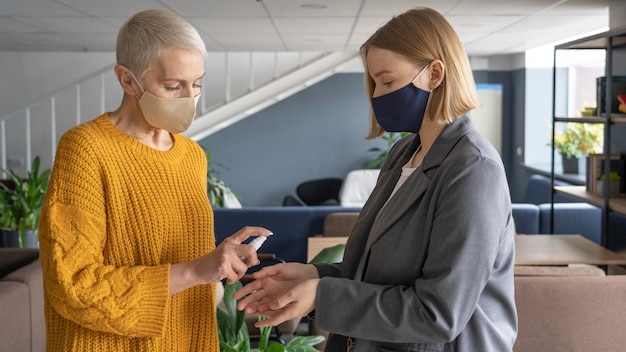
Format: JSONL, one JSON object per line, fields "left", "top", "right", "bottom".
{"left": 169, "top": 226, "right": 272, "bottom": 295}
{"left": 233, "top": 262, "right": 318, "bottom": 313}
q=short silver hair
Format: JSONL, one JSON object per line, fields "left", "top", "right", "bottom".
{"left": 116, "top": 9, "right": 207, "bottom": 79}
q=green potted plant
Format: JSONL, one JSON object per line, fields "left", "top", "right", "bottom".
{"left": 204, "top": 148, "right": 241, "bottom": 208}
{"left": 0, "top": 156, "right": 51, "bottom": 248}
{"left": 550, "top": 123, "right": 603, "bottom": 174}
{"left": 217, "top": 281, "right": 325, "bottom": 352}
{"left": 366, "top": 132, "right": 409, "bottom": 169}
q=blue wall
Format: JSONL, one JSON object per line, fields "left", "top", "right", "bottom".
{"left": 201, "top": 69, "right": 531, "bottom": 206}
{"left": 200, "top": 73, "right": 387, "bottom": 206}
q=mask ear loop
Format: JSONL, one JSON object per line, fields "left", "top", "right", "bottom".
{"left": 127, "top": 69, "right": 146, "bottom": 95}
{"left": 410, "top": 60, "right": 435, "bottom": 87}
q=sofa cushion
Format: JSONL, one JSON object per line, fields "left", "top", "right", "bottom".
{"left": 522, "top": 174, "right": 578, "bottom": 204}
{"left": 514, "top": 275, "right": 626, "bottom": 352}
{"left": 3, "top": 259, "right": 45, "bottom": 352}
{"left": 0, "top": 248, "right": 39, "bottom": 279}
{"left": 338, "top": 169, "right": 380, "bottom": 207}
{"left": 0, "top": 281, "right": 31, "bottom": 351}
{"left": 539, "top": 203, "right": 602, "bottom": 244}
{"left": 511, "top": 203, "right": 540, "bottom": 234}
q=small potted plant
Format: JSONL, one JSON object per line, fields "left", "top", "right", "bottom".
{"left": 595, "top": 171, "right": 621, "bottom": 197}
{"left": 551, "top": 123, "right": 603, "bottom": 174}
{"left": 0, "top": 156, "right": 50, "bottom": 248}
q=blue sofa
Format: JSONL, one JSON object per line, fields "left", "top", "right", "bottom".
{"left": 214, "top": 206, "right": 361, "bottom": 263}
{"left": 213, "top": 202, "right": 601, "bottom": 264}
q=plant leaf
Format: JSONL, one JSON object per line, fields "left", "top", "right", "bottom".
{"left": 309, "top": 244, "right": 345, "bottom": 264}
{"left": 284, "top": 335, "right": 326, "bottom": 351}
{"left": 265, "top": 342, "right": 286, "bottom": 352}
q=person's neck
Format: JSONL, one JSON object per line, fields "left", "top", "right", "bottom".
{"left": 109, "top": 96, "right": 174, "bottom": 151}
{"left": 417, "top": 116, "right": 446, "bottom": 155}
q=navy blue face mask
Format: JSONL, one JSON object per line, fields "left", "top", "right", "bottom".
{"left": 371, "top": 64, "right": 430, "bottom": 133}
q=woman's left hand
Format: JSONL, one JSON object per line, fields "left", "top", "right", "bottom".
{"left": 254, "top": 278, "right": 320, "bottom": 328}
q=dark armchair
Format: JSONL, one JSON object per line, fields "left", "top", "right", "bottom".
{"left": 295, "top": 178, "right": 343, "bottom": 206}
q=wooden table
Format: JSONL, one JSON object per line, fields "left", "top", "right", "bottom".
{"left": 514, "top": 234, "right": 626, "bottom": 266}
{"left": 309, "top": 235, "right": 626, "bottom": 266}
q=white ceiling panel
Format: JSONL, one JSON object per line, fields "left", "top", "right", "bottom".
{"left": 0, "top": 0, "right": 85, "bottom": 16}
{"left": 346, "top": 33, "right": 370, "bottom": 51}
{"left": 49, "top": 34, "right": 119, "bottom": 51}
{"left": 191, "top": 18, "right": 277, "bottom": 35}
{"left": 0, "top": 17, "right": 47, "bottom": 34}
{"left": 0, "top": 0, "right": 617, "bottom": 56}
{"left": 282, "top": 33, "right": 350, "bottom": 50}
{"left": 163, "top": 0, "right": 268, "bottom": 18}
{"left": 543, "top": 0, "right": 612, "bottom": 15}
{"left": 352, "top": 17, "right": 394, "bottom": 35}
{"left": 446, "top": 15, "right": 524, "bottom": 33}
{"left": 360, "top": 0, "right": 458, "bottom": 17}
{"left": 274, "top": 17, "right": 355, "bottom": 35}
{"left": 55, "top": 0, "right": 167, "bottom": 17}
{"left": 448, "top": 0, "right": 557, "bottom": 15}
{"left": 210, "top": 34, "right": 284, "bottom": 50}
{"left": 503, "top": 14, "right": 608, "bottom": 34}
{"left": 16, "top": 16, "right": 118, "bottom": 34}
{"left": 266, "top": 0, "right": 362, "bottom": 18}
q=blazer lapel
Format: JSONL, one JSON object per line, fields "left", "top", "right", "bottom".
{"left": 362, "top": 116, "right": 474, "bottom": 251}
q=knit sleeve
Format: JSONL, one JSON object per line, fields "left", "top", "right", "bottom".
{"left": 39, "top": 127, "right": 171, "bottom": 337}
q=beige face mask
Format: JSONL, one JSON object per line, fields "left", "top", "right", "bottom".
{"left": 131, "top": 71, "right": 200, "bottom": 134}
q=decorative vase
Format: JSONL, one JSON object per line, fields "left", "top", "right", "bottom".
{"left": 561, "top": 154, "right": 579, "bottom": 174}
{"left": 1, "top": 230, "right": 38, "bottom": 248}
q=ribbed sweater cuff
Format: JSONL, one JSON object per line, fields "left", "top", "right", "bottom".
{"left": 136, "top": 264, "right": 171, "bottom": 337}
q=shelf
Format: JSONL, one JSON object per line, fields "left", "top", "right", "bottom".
{"left": 552, "top": 25, "right": 626, "bottom": 248}
{"left": 554, "top": 186, "right": 626, "bottom": 215}
{"left": 554, "top": 115, "right": 626, "bottom": 124}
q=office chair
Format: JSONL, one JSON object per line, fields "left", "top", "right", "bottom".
{"left": 296, "top": 178, "right": 343, "bottom": 206}
{"left": 282, "top": 194, "right": 305, "bottom": 206}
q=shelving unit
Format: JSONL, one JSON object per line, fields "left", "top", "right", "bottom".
{"left": 554, "top": 186, "right": 626, "bottom": 215}
{"left": 550, "top": 26, "right": 626, "bottom": 250}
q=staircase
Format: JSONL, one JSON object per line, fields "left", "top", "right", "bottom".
{"left": 0, "top": 50, "right": 359, "bottom": 176}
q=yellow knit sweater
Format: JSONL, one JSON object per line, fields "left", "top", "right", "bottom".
{"left": 39, "top": 113, "right": 218, "bottom": 352}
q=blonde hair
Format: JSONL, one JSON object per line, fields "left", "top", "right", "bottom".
{"left": 360, "top": 7, "right": 480, "bottom": 139}
{"left": 116, "top": 9, "right": 207, "bottom": 79}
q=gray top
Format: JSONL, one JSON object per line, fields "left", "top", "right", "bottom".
{"left": 314, "top": 116, "right": 517, "bottom": 352}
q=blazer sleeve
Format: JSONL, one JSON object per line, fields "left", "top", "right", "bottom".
{"left": 312, "top": 262, "right": 342, "bottom": 278}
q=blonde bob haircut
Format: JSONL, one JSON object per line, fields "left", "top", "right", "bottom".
{"left": 116, "top": 9, "right": 208, "bottom": 79}
{"left": 360, "top": 7, "right": 480, "bottom": 139}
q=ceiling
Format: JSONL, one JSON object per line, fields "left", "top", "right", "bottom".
{"left": 0, "top": 0, "right": 618, "bottom": 57}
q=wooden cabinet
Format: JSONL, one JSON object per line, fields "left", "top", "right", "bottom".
{"left": 550, "top": 26, "right": 626, "bottom": 250}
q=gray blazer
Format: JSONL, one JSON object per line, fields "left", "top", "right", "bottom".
{"left": 314, "top": 116, "right": 517, "bottom": 352}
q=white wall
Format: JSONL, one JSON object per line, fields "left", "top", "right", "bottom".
{"left": 0, "top": 51, "right": 116, "bottom": 118}
{"left": 473, "top": 84, "right": 503, "bottom": 155}
{"left": 610, "top": 2, "right": 626, "bottom": 29}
